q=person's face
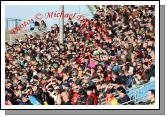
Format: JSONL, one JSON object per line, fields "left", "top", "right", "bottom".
{"left": 61, "top": 93, "right": 69, "bottom": 102}
{"left": 148, "top": 41, "right": 154, "bottom": 47}
{"left": 147, "top": 91, "right": 154, "bottom": 101}
{"left": 106, "top": 93, "right": 112, "bottom": 98}
{"left": 91, "top": 69, "right": 95, "bottom": 73}
{"left": 72, "top": 77, "right": 77, "bottom": 82}
{"left": 143, "top": 63, "right": 148, "bottom": 70}
{"left": 98, "top": 66, "right": 103, "bottom": 71}
{"left": 58, "top": 68, "right": 62, "bottom": 74}
{"left": 118, "top": 92, "right": 125, "bottom": 98}
{"left": 112, "top": 73, "right": 117, "bottom": 79}
{"left": 6, "top": 92, "right": 12, "bottom": 97}
{"left": 96, "top": 84, "right": 101, "bottom": 90}
{"left": 14, "top": 91, "right": 20, "bottom": 97}
{"left": 123, "top": 50, "right": 128, "bottom": 56}
{"left": 17, "top": 85, "right": 22, "bottom": 90}
{"left": 6, "top": 83, "right": 12, "bottom": 89}
{"left": 87, "top": 90, "right": 92, "bottom": 95}
{"left": 78, "top": 71, "right": 83, "bottom": 77}
{"left": 137, "top": 63, "right": 142, "bottom": 69}
{"left": 27, "top": 89, "right": 33, "bottom": 95}
{"left": 37, "top": 73, "right": 42, "bottom": 79}
{"left": 24, "top": 34, "right": 28, "bottom": 38}
{"left": 22, "top": 97, "right": 28, "bottom": 103}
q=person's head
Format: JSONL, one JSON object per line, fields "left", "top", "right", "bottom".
{"left": 117, "top": 86, "right": 126, "bottom": 98}
{"left": 41, "top": 20, "right": 45, "bottom": 24}
{"left": 17, "top": 83, "right": 23, "bottom": 90}
{"left": 147, "top": 90, "right": 155, "bottom": 102}
{"left": 6, "top": 89, "right": 14, "bottom": 98}
{"left": 5, "top": 81, "right": 12, "bottom": 89}
{"left": 55, "top": 75, "right": 62, "bottom": 84}
{"left": 96, "top": 82, "right": 101, "bottom": 90}
{"left": 72, "top": 76, "right": 77, "bottom": 82}
{"left": 72, "top": 85, "right": 79, "bottom": 93}
{"left": 112, "top": 72, "right": 118, "bottom": 79}
{"left": 14, "top": 89, "right": 21, "bottom": 97}
{"left": 86, "top": 86, "right": 94, "bottom": 95}
{"left": 78, "top": 70, "right": 83, "bottom": 77}
{"left": 91, "top": 68, "right": 95, "bottom": 73}
{"left": 31, "top": 19, "right": 34, "bottom": 23}
{"left": 26, "top": 87, "right": 34, "bottom": 95}
{"left": 21, "top": 94, "right": 29, "bottom": 103}
{"left": 61, "top": 91, "right": 69, "bottom": 102}
{"left": 24, "top": 34, "right": 28, "bottom": 38}
{"left": 106, "top": 88, "right": 116, "bottom": 98}
{"left": 37, "top": 73, "right": 42, "bottom": 79}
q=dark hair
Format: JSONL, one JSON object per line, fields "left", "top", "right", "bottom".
{"left": 149, "top": 89, "right": 155, "bottom": 97}
{"left": 117, "top": 86, "right": 126, "bottom": 94}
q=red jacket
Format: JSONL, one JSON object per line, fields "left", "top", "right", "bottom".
{"left": 71, "top": 92, "right": 79, "bottom": 105}
{"left": 86, "top": 93, "right": 97, "bottom": 105}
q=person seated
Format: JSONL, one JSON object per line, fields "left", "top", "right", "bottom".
{"left": 117, "top": 86, "right": 130, "bottom": 105}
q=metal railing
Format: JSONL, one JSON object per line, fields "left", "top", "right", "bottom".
{"left": 121, "top": 95, "right": 147, "bottom": 105}
{"left": 114, "top": 81, "right": 155, "bottom": 105}
{"left": 6, "top": 28, "right": 50, "bottom": 44}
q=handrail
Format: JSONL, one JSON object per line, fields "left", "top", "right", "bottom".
{"left": 128, "top": 81, "right": 155, "bottom": 92}
{"left": 113, "top": 81, "right": 154, "bottom": 105}
{"left": 121, "top": 95, "right": 147, "bottom": 105}
{"left": 113, "top": 81, "right": 155, "bottom": 97}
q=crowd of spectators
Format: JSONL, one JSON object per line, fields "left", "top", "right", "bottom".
{"left": 5, "top": 5, "right": 155, "bottom": 105}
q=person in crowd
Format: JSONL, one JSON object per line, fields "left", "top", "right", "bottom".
{"left": 71, "top": 85, "right": 79, "bottom": 105}
{"left": 77, "top": 88, "right": 87, "bottom": 105}
{"left": 34, "top": 20, "right": 40, "bottom": 31}
{"left": 146, "top": 89, "right": 155, "bottom": 105}
{"left": 30, "top": 19, "right": 35, "bottom": 31}
{"left": 38, "top": 20, "right": 47, "bottom": 31}
{"left": 106, "top": 88, "right": 119, "bottom": 105}
{"left": 61, "top": 91, "right": 71, "bottom": 105}
{"left": 117, "top": 86, "right": 130, "bottom": 105}
{"left": 86, "top": 86, "right": 97, "bottom": 105}
{"left": 20, "top": 94, "right": 33, "bottom": 105}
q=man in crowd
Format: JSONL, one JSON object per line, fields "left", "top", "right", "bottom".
{"left": 117, "top": 86, "right": 130, "bottom": 105}
{"left": 147, "top": 90, "right": 155, "bottom": 105}
{"left": 20, "top": 94, "right": 33, "bottom": 105}
{"left": 86, "top": 86, "right": 97, "bottom": 105}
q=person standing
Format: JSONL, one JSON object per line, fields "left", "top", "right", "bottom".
{"left": 30, "top": 19, "right": 35, "bottom": 31}
{"left": 86, "top": 86, "right": 97, "bottom": 105}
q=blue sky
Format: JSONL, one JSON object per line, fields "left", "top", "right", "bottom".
{"left": 5, "top": 5, "right": 93, "bottom": 30}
